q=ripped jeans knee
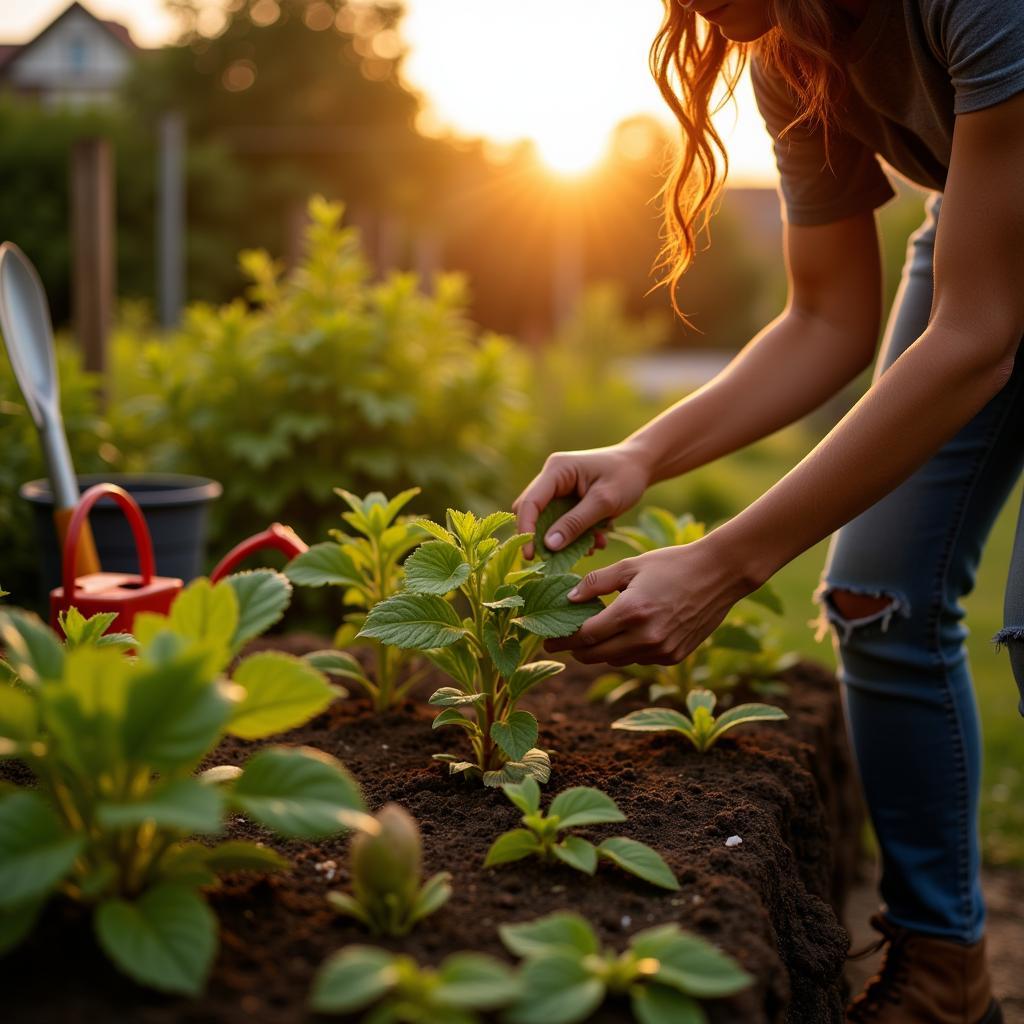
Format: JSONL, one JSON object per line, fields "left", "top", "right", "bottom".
{"left": 815, "top": 582, "right": 911, "bottom": 645}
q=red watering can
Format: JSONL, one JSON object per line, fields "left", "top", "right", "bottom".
{"left": 50, "top": 482, "right": 308, "bottom": 636}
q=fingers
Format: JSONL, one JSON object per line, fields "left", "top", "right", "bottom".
{"left": 513, "top": 459, "right": 573, "bottom": 559}
{"left": 567, "top": 559, "right": 636, "bottom": 603}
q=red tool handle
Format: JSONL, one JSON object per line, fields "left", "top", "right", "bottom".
{"left": 210, "top": 523, "right": 308, "bottom": 583}
{"left": 62, "top": 483, "right": 155, "bottom": 598}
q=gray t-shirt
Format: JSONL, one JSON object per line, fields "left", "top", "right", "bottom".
{"left": 752, "top": 0, "right": 1024, "bottom": 225}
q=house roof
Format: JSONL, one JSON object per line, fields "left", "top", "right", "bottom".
{"left": 0, "top": 2, "right": 139, "bottom": 74}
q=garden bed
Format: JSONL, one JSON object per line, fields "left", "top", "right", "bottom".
{"left": 0, "top": 646, "right": 860, "bottom": 1024}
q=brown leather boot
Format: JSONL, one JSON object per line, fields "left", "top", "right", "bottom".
{"left": 846, "top": 914, "right": 1002, "bottom": 1023}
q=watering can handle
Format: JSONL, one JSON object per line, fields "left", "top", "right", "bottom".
{"left": 209, "top": 524, "right": 308, "bottom": 583}
{"left": 62, "top": 484, "right": 155, "bottom": 598}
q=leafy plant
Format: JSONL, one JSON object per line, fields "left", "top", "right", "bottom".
{"left": 311, "top": 945, "right": 521, "bottom": 1022}
{"left": 500, "top": 911, "right": 752, "bottom": 1024}
{"left": 286, "top": 488, "right": 430, "bottom": 711}
{"left": 484, "top": 778, "right": 678, "bottom": 891}
{"left": 0, "top": 572, "right": 373, "bottom": 995}
{"left": 358, "top": 507, "right": 602, "bottom": 786}
{"left": 327, "top": 802, "right": 451, "bottom": 936}
{"left": 587, "top": 508, "right": 796, "bottom": 706}
{"left": 613, "top": 688, "right": 788, "bottom": 753}
{"left": 57, "top": 607, "right": 136, "bottom": 652}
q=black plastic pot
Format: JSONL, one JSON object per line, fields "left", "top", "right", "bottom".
{"left": 20, "top": 473, "right": 222, "bottom": 596}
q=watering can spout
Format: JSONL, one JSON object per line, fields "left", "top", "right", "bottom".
{"left": 209, "top": 523, "right": 308, "bottom": 583}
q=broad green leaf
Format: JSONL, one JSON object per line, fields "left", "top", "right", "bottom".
{"left": 359, "top": 594, "right": 467, "bottom": 650}
{"left": 483, "top": 594, "right": 525, "bottom": 610}
{"left": 0, "top": 610, "right": 63, "bottom": 684}
{"left": 483, "top": 534, "right": 533, "bottom": 597}
{"left": 409, "top": 871, "right": 452, "bottom": 925}
{"left": 429, "top": 687, "right": 485, "bottom": 708}
{"left": 231, "top": 746, "right": 371, "bottom": 839}
{"left": 225, "top": 570, "right": 293, "bottom": 649}
{"left": 310, "top": 946, "right": 397, "bottom": 1014}
{"left": 632, "top": 984, "right": 707, "bottom": 1024}
{"left": 612, "top": 708, "right": 693, "bottom": 735}
{"left": 170, "top": 578, "right": 239, "bottom": 670}
{"left": 513, "top": 574, "right": 603, "bottom": 639}
{"left": 304, "top": 649, "right": 368, "bottom": 684}
{"left": 0, "top": 684, "right": 37, "bottom": 742}
{"left": 508, "top": 660, "right": 564, "bottom": 702}
{"left": 712, "top": 703, "right": 789, "bottom": 737}
{"left": 0, "top": 791, "right": 84, "bottom": 909}
{"left": 325, "top": 890, "right": 371, "bottom": 926}
{"left": 203, "top": 840, "right": 289, "bottom": 873}
{"left": 685, "top": 689, "right": 717, "bottom": 716}
{"left": 432, "top": 708, "right": 476, "bottom": 732}
{"left": 122, "top": 653, "right": 239, "bottom": 770}
{"left": 490, "top": 711, "right": 538, "bottom": 761}
{"left": 499, "top": 911, "right": 599, "bottom": 958}
{"left": 94, "top": 883, "right": 217, "bottom": 996}
{"left": 711, "top": 623, "right": 761, "bottom": 653}
{"left": 484, "top": 829, "right": 543, "bottom": 867}
{"left": 425, "top": 642, "right": 478, "bottom": 691}
{"left": 156, "top": 844, "right": 225, "bottom": 887}
{"left": 631, "top": 926, "right": 752, "bottom": 997}
{"left": 229, "top": 652, "right": 335, "bottom": 739}
{"left": 412, "top": 518, "right": 458, "bottom": 545}
{"left": 502, "top": 777, "right": 541, "bottom": 814}
{"left": 553, "top": 836, "right": 598, "bottom": 875}
{"left": 285, "top": 543, "right": 364, "bottom": 589}
{"left": 483, "top": 621, "right": 522, "bottom": 678}
{"left": 59, "top": 608, "right": 117, "bottom": 648}
{"left": 446, "top": 509, "right": 479, "bottom": 547}
{"left": 505, "top": 953, "right": 606, "bottom": 1024}
{"left": 435, "top": 953, "right": 521, "bottom": 1009}
{"left": 745, "top": 582, "right": 784, "bottom": 615}
{"left": 533, "top": 497, "right": 599, "bottom": 575}
{"left": 403, "top": 541, "right": 470, "bottom": 596}
{"left": 97, "top": 778, "right": 223, "bottom": 834}
{"left": 597, "top": 837, "right": 679, "bottom": 891}
{"left": 549, "top": 787, "right": 625, "bottom": 830}
{"left": 0, "top": 898, "right": 43, "bottom": 955}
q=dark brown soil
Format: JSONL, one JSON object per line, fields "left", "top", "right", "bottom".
{"left": 0, "top": 642, "right": 861, "bottom": 1024}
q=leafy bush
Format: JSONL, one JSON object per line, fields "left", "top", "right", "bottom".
{"left": 500, "top": 911, "right": 752, "bottom": 1024}
{"left": 327, "top": 803, "right": 451, "bottom": 937}
{"left": 286, "top": 488, "right": 429, "bottom": 710}
{"left": 485, "top": 778, "right": 678, "bottom": 890}
{"left": 613, "top": 688, "right": 788, "bottom": 753}
{"left": 359, "top": 508, "right": 601, "bottom": 786}
{"left": 0, "top": 573, "right": 371, "bottom": 994}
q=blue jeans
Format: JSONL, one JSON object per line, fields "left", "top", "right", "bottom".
{"left": 819, "top": 193, "right": 1024, "bottom": 944}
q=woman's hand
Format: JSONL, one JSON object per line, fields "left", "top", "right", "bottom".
{"left": 544, "top": 536, "right": 759, "bottom": 667}
{"left": 513, "top": 443, "right": 653, "bottom": 559}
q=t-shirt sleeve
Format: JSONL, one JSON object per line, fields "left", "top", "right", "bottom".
{"left": 750, "top": 56, "right": 894, "bottom": 227}
{"left": 924, "top": 0, "right": 1024, "bottom": 114}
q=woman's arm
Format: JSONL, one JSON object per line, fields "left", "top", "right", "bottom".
{"left": 514, "top": 211, "right": 883, "bottom": 550}
{"left": 552, "top": 92, "right": 1024, "bottom": 667}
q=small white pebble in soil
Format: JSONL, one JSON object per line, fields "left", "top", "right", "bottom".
{"left": 725, "top": 835, "right": 743, "bottom": 848}
{"left": 381, "top": 743, "right": 389, "bottom": 750}
{"left": 692, "top": 894, "right": 704, "bottom": 906}
{"left": 314, "top": 859, "right": 338, "bottom": 881}
{"left": 620, "top": 915, "right": 632, "bottom": 929}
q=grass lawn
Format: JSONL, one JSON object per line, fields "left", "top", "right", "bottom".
{"left": 635, "top": 424, "right": 1024, "bottom": 866}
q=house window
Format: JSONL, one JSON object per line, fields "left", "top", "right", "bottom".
{"left": 69, "top": 37, "right": 88, "bottom": 74}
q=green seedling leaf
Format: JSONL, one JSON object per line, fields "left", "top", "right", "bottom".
{"left": 506, "top": 953, "right": 606, "bottom": 1024}
{"left": 686, "top": 689, "right": 717, "bottom": 715}
{"left": 500, "top": 911, "right": 599, "bottom": 958}
{"left": 612, "top": 707, "right": 693, "bottom": 734}
{"left": 285, "top": 543, "right": 363, "bottom": 589}
{"left": 533, "top": 497, "right": 600, "bottom": 574}
{"left": 485, "top": 747, "right": 551, "bottom": 787}
{"left": 403, "top": 541, "right": 471, "bottom": 595}
{"left": 229, "top": 652, "right": 335, "bottom": 739}
{"left": 359, "top": 593, "right": 467, "bottom": 650}
{"left": 409, "top": 871, "right": 452, "bottom": 926}
{"left": 425, "top": 642, "right": 478, "bottom": 691}
{"left": 97, "top": 778, "right": 224, "bottom": 834}
{"left": 95, "top": 883, "right": 217, "bottom": 996}
{"left": 553, "top": 836, "right": 598, "bottom": 875}
{"left": 631, "top": 925, "right": 753, "bottom": 997}
{"left": 597, "top": 837, "right": 680, "bottom": 891}
{"left": 548, "top": 787, "right": 625, "bottom": 830}
{"left": 490, "top": 710, "right": 538, "bottom": 761}
{"left": 432, "top": 708, "right": 477, "bottom": 732}
{"left": 434, "top": 953, "right": 521, "bottom": 1009}
{"left": 231, "top": 746, "right": 372, "bottom": 839}
{"left": 712, "top": 703, "right": 789, "bottom": 735}
{"left": 0, "top": 791, "right": 85, "bottom": 909}
{"left": 169, "top": 578, "right": 239, "bottom": 671}
{"left": 202, "top": 840, "right": 289, "bottom": 874}
{"left": 475, "top": 510, "right": 517, "bottom": 543}
{"left": 225, "top": 570, "right": 292, "bottom": 649}
{"left": 514, "top": 574, "right": 603, "bottom": 638}
{"left": 412, "top": 518, "right": 458, "bottom": 544}
{"left": 0, "top": 610, "right": 64, "bottom": 684}
{"left": 0, "top": 684, "right": 37, "bottom": 743}
{"left": 712, "top": 623, "right": 761, "bottom": 653}
{"left": 429, "top": 686, "right": 486, "bottom": 708}
{"left": 304, "top": 649, "right": 367, "bottom": 684}
{"left": 502, "top": 777, "right": 541, "bottom": 815}
{"left": 631, "top": 984, "right": 707, "bottom": 1024}
{"left": 485, "top": 829, "right": 544, "bottom": 867}
{"left": 508, "top": 660, "right": 564, "bottom": 702}
{"left": 310, "top": 946, "right": 397, "bottom": 1014}
{"left": 483, "top": 621, "right": 522, "bottom": 678}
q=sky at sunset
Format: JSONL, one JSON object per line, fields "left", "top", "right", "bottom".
{"left": 0, "top": 0, "right": 777, "bottom": 183}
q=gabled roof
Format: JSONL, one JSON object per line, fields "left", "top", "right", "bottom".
{"left": 0, "top": 2, "right": 139, "bottom": 74}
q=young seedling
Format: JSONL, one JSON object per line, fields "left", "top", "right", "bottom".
{"left": 484, "top": 778, "right": 679, "bottom": 891}
{"left": 311, "top": 946, "right": 521, "bottom": 1021}
{"left": 327, "top": 803, "right": 451, "bottom": 936}
{"left": 500, "top": 911, "right": 752, "bottom": 1024}
{"left": 0, "top": 572, "right": 371, "bottom": 996}
{"left": 613, "top": 688, "right": 788, "bottom": 753}
{"left": 588, "top": 507, "right": 795, "bottom": 705}
{"left": 358, "top": 506, "right": 602, "bottom": 786}
{"left": 285, "top": 488, "right": 429, "bottom": 711}
{"left": 57, "top": 607, "right": 136, "bottom": 652}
